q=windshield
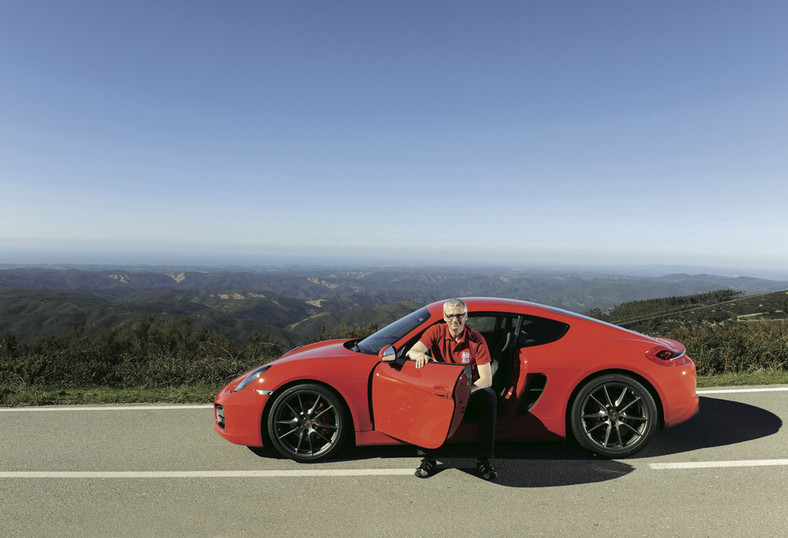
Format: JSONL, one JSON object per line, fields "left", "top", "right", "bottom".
{"left": 356, "top": 307, "right": 431, "bottom": 354}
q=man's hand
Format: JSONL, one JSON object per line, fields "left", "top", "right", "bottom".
{"left": 407, "top": 341, "right": 431, "bottom": 369}
{"left": 413, "top": 352, "right": 431, "bottom": 369}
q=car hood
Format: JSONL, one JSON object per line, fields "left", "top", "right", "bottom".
{"left": 273, "top": 339, "right": 359, "bottom": 364}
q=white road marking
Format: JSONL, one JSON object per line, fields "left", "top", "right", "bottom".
{"left": 650, "top": 459, "right": 788, "bottom": 470}
{"left": 4, "top": 460, "right": 788, "bottom": 478}
{"left": 0, "top": 469, "right": 415, "bottom": 479}
{"left": 696, "top": 387, "right": 788, "bottom": 395}
{"left": 0, "top": 405, "right": 213, "bottom": 412}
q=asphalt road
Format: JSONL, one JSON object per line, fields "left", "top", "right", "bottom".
{"left": 1, "top": 387, "right": 786, "bottom": 537}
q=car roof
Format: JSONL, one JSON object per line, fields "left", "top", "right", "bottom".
{"left": 426, "top": 297, "right": 557, "bottom": 316}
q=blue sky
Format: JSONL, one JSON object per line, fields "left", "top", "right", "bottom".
{"left": 1, "top": 1, "right": 786, "bottom": 275}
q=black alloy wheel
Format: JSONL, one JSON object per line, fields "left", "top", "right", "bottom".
{"left": 266, "top": 383, "right": 348, "bottom": 462}
{"left": 570, "top": 374, "right": 658, "bottom": 458}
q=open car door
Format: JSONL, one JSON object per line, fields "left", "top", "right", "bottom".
{"left": 370, "top": 360, "right": 471, "bottom": 449}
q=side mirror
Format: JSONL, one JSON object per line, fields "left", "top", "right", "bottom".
{"left": 378, "top": 345, "right": 397, "bottom": 362}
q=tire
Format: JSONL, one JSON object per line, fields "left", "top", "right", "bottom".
{"left": 266, "top": 383, "right": 349, "bottom": 462}
{"left": 570, "top": 374, "right": 658, "bottom": 458}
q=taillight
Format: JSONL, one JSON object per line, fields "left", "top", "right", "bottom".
{"left": 646, "top": 345, "right": 690, "bottom": 366}
{"left": 650, "top": 348, "right": 680, "bottom": 360}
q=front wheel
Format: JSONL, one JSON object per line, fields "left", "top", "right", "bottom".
{"left": 570, "top": 374, "right": 658, "bottom": 458}
{"left": 266, "top": 384, "right": 349, "bottom": 462}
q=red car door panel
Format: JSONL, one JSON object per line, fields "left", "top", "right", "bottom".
{"left": 371, "top": 361, "right": 471, "bottom": 449}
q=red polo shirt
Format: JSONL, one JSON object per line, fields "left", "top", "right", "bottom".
{"left": 419, "top": 323, "right": 491, "bottom": 381}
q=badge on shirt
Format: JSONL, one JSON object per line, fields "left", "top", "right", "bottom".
{"left": 461, "top": 351, "right": 470, "bottom": 364}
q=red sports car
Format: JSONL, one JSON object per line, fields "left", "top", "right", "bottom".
{"left": 214, "top": 298, "right": 698, "bottom": 461}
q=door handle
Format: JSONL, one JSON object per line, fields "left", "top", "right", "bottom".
{"left": 432, "top": 385, "right": 449, "bottom": 398}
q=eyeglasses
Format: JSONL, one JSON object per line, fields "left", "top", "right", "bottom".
{"left": 444, "top": 313, "right": 466, "bottom": 320}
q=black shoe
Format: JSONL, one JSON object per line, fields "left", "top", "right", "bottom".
{"left": 415, "top": 456, "right": 437, "bottom": 478}
{"left": 476, "top": 458, "right": 498, "bottom": 481}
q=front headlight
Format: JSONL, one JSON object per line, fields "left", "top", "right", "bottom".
{"left": 233, "top": 364, "right": 272, "bottom": 392}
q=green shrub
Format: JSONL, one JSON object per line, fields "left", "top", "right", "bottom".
{"left": 0, "top": 318, "right": 285, "bottom": 389}
{"left": 669, "top": 320, "right": 788, "bottom": 375}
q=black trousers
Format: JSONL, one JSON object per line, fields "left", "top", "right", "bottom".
{"left": 418, "top": 387, "right": 498, "bottom": 459}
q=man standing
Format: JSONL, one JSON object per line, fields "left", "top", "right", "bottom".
{"left": 406, "top": 298, "right": 498, "bottom": 480}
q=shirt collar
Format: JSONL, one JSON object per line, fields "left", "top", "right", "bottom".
{"left": 443, "top": 324, "right": 466, "bottom": 342}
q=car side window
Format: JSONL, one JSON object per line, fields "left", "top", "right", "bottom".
{"left": 518, "top": 315, "right": 569, "bottom": 347}
{"left": 466, "top": 314, "right": 519, "bottom": 361}
{"left": 465, "top": 315, "right": 496, "bottom": 334}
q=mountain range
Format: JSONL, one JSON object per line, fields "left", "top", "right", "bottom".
{"left": 1, "top": 265, "right": 786, "bottom": 346}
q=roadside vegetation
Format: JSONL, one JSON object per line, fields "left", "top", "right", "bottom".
{"left": 2, "top": 289, "right": 787, "bottom": 406}
{"left": 0, "top": 319, "right": 376, "bottom": 406}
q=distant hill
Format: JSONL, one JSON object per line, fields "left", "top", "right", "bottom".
{"left": 596, "top": 288, "right": 788, "bottom": 335}
{"left": 1, "top": 265, "right": 787, "bottom": 346}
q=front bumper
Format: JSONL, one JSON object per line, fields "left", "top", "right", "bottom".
{"left": 213, "top": 385, "right": 271, "bottom": 447}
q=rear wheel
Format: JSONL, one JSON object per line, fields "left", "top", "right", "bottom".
{"left": 570, "top": 374, "right": 658, "bottom": 458}
{"left": 266, "top": 384, "right": 348, "bottom": 462}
